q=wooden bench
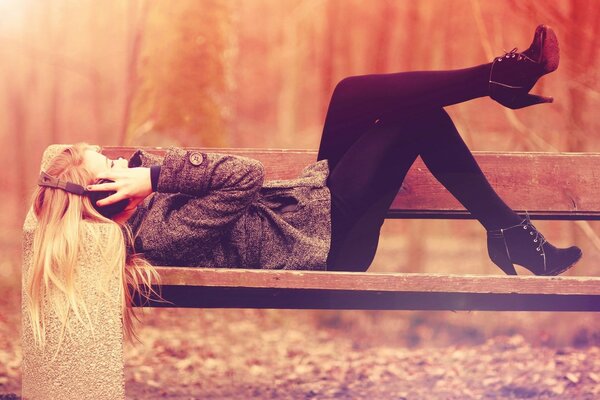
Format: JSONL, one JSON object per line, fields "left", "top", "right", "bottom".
{"left": 101, "top": 147, "right": 600, "bottom": 312}
{"left": 22, "top": 146, "right": 600, "bottom": 399}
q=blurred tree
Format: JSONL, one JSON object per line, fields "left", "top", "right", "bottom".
{"left": 125, "top": 0, "right": 234, "bottom": 147}
{"left": 119, "top": 0, "right": 149, "bottom": 146}
{"left": 564, "top": 0, "right": 599, "bottom": 152}
{"left": 506, "top": 0, "right": 599, "bottom": 152}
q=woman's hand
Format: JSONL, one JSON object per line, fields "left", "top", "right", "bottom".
{"left": 86, "top": 167, "right": 153, "bottom": 210}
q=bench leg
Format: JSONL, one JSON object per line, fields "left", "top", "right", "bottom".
{"left": 22, "top": 213, "right": 125, "bottom": 400}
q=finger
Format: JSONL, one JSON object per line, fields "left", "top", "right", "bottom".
{"left": 95, "top": 171, "right": 114, "bottom": 180}
{"left": 96, "top": 169, "right": 127, "bottom": 180}
{"left": 96, "top": 193, "right": 127, "bottom": 207}
{"left": 86, "top": 182, "right": 119, "bottom": 192}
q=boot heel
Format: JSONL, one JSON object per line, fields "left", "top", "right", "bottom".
{"left": 487, "top": 231, "right": 518, "bottom": 275}
{"left": 509, "top": 93, "right": 554, "bottom": 110}
{"left": 489, "top": 83, "right": 554, "bottom": 110}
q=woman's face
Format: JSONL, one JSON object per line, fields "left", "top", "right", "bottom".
{"left": 83, "top": 149, "right": 128, "bottom": 179}
{"left": 83, "top": 148, "right": 133, "bottom": 223}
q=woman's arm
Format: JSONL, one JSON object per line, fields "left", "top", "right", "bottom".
{"left": 135, "top": 148, "right": 265, "bottom": 261}
{"left": 156, "top": 148, "right": 263, "bottom": 198}
{"left": 155, "top": 148, "right": 265, "bottom": 227}
{"left": 88, "top": 148, "right": 264, "bottom": 227}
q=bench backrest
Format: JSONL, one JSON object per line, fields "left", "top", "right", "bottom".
{"left": 103, "top": 147, "right": 600, "bottom": 220}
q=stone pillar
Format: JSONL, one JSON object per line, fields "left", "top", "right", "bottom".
{"left": 22, "top": 145, "right": 125, "bottom": 400}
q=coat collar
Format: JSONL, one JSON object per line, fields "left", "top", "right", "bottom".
{"left": 128, "top": 149, "right": 164, "bottom": 168}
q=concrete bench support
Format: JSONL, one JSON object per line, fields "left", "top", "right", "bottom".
{"left": 22, "top": 145, "right": 125, "bottom": 400}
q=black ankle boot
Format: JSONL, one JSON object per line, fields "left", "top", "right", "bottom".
{"left": 489, "top": 24, "right": 560, "bottom": 109}
{"left": 487, "top": 214, "right": 582, "bottom": 276}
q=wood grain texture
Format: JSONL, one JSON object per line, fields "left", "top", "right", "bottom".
{"left": 136, "top": 268, "right": 600, "bottom": 311}
{"left": 153, "top": 267, "right": 600, "bottom": 295}
{"left": 104, "top": 147, "right": 600, "bottom": 219}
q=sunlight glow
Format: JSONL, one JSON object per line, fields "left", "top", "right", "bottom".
{"left": 0, "top": 0, "right": 27, "bottom": 33}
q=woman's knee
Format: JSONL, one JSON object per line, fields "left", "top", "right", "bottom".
{"left": 330, "top": 77, "right": 357, "bottom": 104}
{"left": 334, "top": 76, "right": 361, "bottom": 91}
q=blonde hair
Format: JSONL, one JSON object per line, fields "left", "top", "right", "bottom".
{"left": 28, "top": 143, "right": 159, "bottom": 348}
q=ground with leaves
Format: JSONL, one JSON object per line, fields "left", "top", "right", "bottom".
{"left": 121, "top": 309, "right": 600, "bottom": 399}
{"left": 3, "top": 231, "right": 600, "bottom": 399}
{"left": 3, "top": 301, "right": 600, "bottom": 399}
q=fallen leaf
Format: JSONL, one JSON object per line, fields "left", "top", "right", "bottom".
{"left": 552, "top": 382, "right": 567, "bottom": 395}
{"left": 589, "top": 372, "right": 600, "bottom": 383}
{"left": 566, "top": 373, "right": 580, "bottom": 384}
{"left": 147, "top": 379, "right": 161, "bottom": 388}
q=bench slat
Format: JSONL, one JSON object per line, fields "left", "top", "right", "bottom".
{"left": 153, "top": 267, "right": 600, "bottom": 295}
{"left": 103, "top": 147, "right": 600, "bottom": 219}
{"left": 129, "top": 268, "right": 600, "bottom": 312}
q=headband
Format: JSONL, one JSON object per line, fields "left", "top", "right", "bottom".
{"left": 38, "top": 171, "right": 88, "bottom": 196}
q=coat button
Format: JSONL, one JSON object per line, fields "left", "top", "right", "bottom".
{"left": 189, "top": 151, "right": 203, "bottom": 166}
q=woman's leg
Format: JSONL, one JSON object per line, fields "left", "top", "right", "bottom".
{"left": 322, "top": 26, "right": 580, "bottom": 274}
{"left": 326, "top": 109, "right": 522, "bottom": 272}
{"left": 318, "top": 23, "right": 560, "bottom": 168}
{"left": 418, "top": 109, "right": 522, "bottom": 230}
{"left": 317, "top": 66, "right": 500, "bottom": 272}
{"left": 317, "top": 64, "right": 491, "bottom": 169}
{"left": 326, "top": 120, "right": 420, "bottom": 271}
{"left": 325, "top": 105, "right": 581, "bottom": 275}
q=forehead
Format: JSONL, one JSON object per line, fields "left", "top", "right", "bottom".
{"left": 83, "top": 149, "right": 108, "bottom": 175}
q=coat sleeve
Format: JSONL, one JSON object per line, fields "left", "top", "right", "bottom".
{"left": 154, "top": 148, "right": 264, "bottom": 238}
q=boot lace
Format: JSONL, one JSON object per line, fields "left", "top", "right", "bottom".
{"left": 495, "top": 48, "right": 537, "bottom": 63}
{"left": 489, "top": 48, "right": 539, "bottom": 90}
{"left": 492, "top": 212, "right": 548, "bottom": 272}
{"left": 521, "top": 212, "right": 548, "bottom": 271}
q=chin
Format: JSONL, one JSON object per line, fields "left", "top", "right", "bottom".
{"left": 112, "top": 209, "right": 136, "bottom": 225}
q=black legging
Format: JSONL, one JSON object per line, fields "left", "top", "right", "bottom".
{"left": 319, "top": 64, "right": 522, "bottom": 272}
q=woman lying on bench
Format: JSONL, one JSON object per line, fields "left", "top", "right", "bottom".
{"left": 32, "top": 25, "right": 581, "bottom": 317}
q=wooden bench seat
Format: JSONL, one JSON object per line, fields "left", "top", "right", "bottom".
{"left": 103, "top": 147, "right": 600, "bottom": 313}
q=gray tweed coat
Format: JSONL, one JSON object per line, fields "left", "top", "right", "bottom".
{"left": 127, "top": 148, "right": 331, "bottom": 270}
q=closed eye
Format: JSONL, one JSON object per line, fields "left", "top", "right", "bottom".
{"left": 111, "top": 160, "right": 115, "bottom": 168}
